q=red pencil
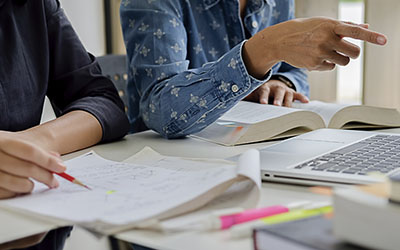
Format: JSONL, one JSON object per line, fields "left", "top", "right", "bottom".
{"left": 55, "top": 172, "right": 91, "bottom": 190}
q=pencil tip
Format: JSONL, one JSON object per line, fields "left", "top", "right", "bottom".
{"left": 73, "top": 179, "right": 92, "bottom": 190}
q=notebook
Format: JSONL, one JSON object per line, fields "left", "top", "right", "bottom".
{"left": 257, "top": 128, "right": 400, "bottom": 186}
{"left": 0, "top": 148, "right": 261, "bottom": 234}
{"left": 333, "top": 184, "right": 400, "bottom": 250}
{"left": 253, "top": 216, "right": 365, "bottom": 250}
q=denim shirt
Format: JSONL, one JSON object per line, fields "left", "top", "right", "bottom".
{"left": 120, "top": 0, "right": 309, "bottom": 138}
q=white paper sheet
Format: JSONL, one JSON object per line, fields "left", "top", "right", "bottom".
{"left": 0, "top": 148, "right": 260, "bottom": 233}
{"left": 136, "top": 148, "right": 262, "bottom": 232}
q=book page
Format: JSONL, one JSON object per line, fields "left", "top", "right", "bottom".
{"left": 292, "top": 101, "right": 351, "bottom": 127}
{"left": 220, "top": 101, "right": 300, "bottom": 124}
{"left": 0, "top": 149, "right": 260, "bottom": 232}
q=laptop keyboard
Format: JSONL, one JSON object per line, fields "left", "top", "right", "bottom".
{"left": 294, "top": 134, "right": 400, "bottom": 175}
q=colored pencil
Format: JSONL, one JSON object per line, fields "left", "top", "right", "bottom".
{"left": 55, "top": 172, "right": 91, "bottom": 190}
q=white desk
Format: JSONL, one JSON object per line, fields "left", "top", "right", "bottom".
{"left": 3, "top": 128, "right": 400, "bottom": 249}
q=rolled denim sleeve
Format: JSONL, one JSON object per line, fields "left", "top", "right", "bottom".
{"left": 121, "top": 1, "right": 270, "bottom": 138}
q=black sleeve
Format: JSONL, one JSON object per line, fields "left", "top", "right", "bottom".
{"left": 44, "top": 0, "right": 130, "bottom": 142}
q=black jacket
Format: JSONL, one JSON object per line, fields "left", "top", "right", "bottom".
{"left": 0, "top": 0, "right": 130, "bottom": 141}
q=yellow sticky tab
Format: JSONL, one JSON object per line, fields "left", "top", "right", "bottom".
{"left": 106, "top": 190, "right": 116, "bottom": 195}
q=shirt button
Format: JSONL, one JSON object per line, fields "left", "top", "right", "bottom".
{"left": 231, "top": 85, "right": 239, "bottom": 93}
{"left": 252, "top": 21, "right": 258, "bottom": 28}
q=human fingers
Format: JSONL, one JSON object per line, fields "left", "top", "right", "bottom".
{"left": 283, "top": 91, "right": 294, "bottom": 107}
{"left": 49, "top": 151, "right": 61, "bottom": 158}
{"left": 0, "top": 151, "right": 59, "bottom": 189}
{"left": 0, "top": 139, "right": 66, "bottom": 173}
{"left": 316, "top": 61, "right": 336, "bottom": 71}
{"left": 0, "top": 170, "right": 34, "bottom": 193}
{"left": 343, "top": 21, "right": 369, "bottom": 29}
{"left": 0, "top": 187, "right": 17, "bottom": 199}
{"left": 293, "top": 92, "right": 309, "bottom": 103}
{"left": 326, "top": 51, "right": 351, "bottom": 66}
{"left": 271, "top": 86, "right": 286, "bottom": 106}
{"left": 334, "top": 39, "right": 361, "bottom": 59}
{"left": 334, "top": 23, "right": 387, "bottom": 45}
{"left": 258, "top": 85, "right": 270, "bottom": 104}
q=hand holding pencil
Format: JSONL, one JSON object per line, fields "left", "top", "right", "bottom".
{"left": 0, "top": 134, "right": 89, "bottom": 199}
{"left": 49, "top": 151, "right": 91, "bottom": 190}
{"left": 0, "top": 135, "right": 66, "bottom": 199}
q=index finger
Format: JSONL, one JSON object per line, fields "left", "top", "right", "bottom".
{"left": 293, "top": 92, "right": 309, "bottom": 103}
{"left": 334, "top": 23, "right": 387, "bottom": 45}
{"left": 1, "top": 139, "right": 66, "bottom": 173}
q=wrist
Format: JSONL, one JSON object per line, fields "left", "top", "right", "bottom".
{"left": 270, "top": 75, "right": 296, "bottom": 90}
{"left": 16, "top": 126, "right": 56, "bottom": 152}
{"left": 243, "top": 32, "right": 280, "bottom": 79}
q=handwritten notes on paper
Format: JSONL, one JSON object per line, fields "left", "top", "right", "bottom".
{"left": 0, "top": 148, "right": 260, "bottom": 233}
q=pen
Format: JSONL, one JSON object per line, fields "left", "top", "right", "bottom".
{"left": 229, "top": 203, "right": 332, "bottom": 238}
{"left": 203, "top": 201, "right": 312, "bottom": 230}
{"left": 55, "top": 172, "right": 91, "bottom": 190}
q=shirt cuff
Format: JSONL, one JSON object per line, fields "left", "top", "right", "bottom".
{"left": 62, "top": 96, "right": 130, "bottom": 142}
{"left": 270, "top": 74, "right": 296, "bottom": 91}
{"left": 273, "top": 72, "right": 300, "bottom": 92}
{"left": 212, "top": 41, "right": 272, "bottom": 102}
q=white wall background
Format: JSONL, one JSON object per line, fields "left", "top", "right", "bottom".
{"left": 364, "top": 0, "right": 400, "bottom": 109}
{"left": 337, "top": 1, "right": 364, "bottom": 104}
{"left": 296, "top": 0, "right": 339, "bottom": 102}
{"left": 59, "top": 0, "right": 106, "bottom": 56}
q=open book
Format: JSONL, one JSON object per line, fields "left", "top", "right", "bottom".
{"left": 194, "top": 101, "right": 400, "bottom": 146}
{"left": 0, "top": 148, "right": 261, "bottom": 234}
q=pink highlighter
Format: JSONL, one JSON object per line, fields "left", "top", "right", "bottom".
{"left": 208, "top": 201, "right": 310, "bottom": 230}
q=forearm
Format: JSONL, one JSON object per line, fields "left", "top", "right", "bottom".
{"left": 141, "top": 43, "right": 271, "bottom": 138}
{"left": 18, "top": 111, "right": 102, "bottom": 154}
{"left": 242, "top": 31, "right": 280, "bottom": 79}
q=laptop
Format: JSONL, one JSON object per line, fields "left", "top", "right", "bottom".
{"left": 259, "top": 128, "right": 400, "bottom": 186}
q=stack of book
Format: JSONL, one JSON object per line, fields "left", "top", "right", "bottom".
{"left": 333, "top": 177, "right": 400, "bottom": 250}
{"left": 253, "top": 177, "right": 400, "bottom": 250}
{"left": 390, "top": 174, "right": 400, "bottom": 204}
